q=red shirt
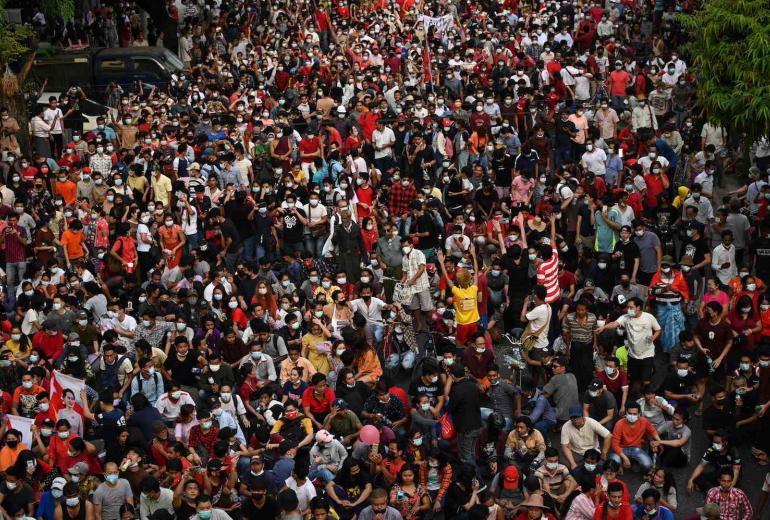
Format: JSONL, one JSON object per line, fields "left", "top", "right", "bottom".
{"left": 558, "top": 271, "right": 577, "bottom": 292}
{"left": 32, "top": 330, "right": 64, "bottom": 360}
{"left": 593, "top": 502, "right": 633, "bottom": 520}
{"left": 298, "top": 137, "right": 321, "bottom": 163}
{"left": 301, "top": 386, "right": 336, "bottom": 414}
{"left": 609, "top": 70, "right": 631, "bottom": 96}
{"left": 598, "top": 369, "right": 629, "bottom": 396}
{"left": 643, "top": 172, "right": 669, "bottom": 208}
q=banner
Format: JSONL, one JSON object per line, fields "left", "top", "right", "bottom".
{"left": 420, "top": 14, "right": 454, "bottom": 36}
{"left": 6, "top": 415, "right": 34, "bottom": 448}
{"left": 50, "top": 370, "right": 86, "bottom": 417}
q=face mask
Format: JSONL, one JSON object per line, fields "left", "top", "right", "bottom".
{"left": 402, "top": 246, "right": 412, "bottom": 254}
{"left": 626, "top": 413, "right": 639, "bottom": 424}
{"left": 22, "top": 381, "right": 33, "bottom": 390}
{"left": 443, "top": 357, "right": 454, "bottom": 366}
{"left": 713, "top": 442, "right": 722, "bottom": 451}
{"left": 251, "top": 352, "right": 262, "bottom": 360}
{"left": 584, "top": 463, "right": 596, "bottom": 472}
{"left": 747, "top": 283, "right": 757, "bottom": 291}
{"left": 201, "top": 420, "right": 212, "bottom": 430}
{"left": 171, "top": 391, "right": 182, "bottom": 399}
{"left": 598, "top": 262, "right": 607, "bottom": 270}
{"left": 228, "top": 301, "right": 238, "bottom": 309}
{"left": 546, "top": 462, "right": 558, "bottom": 470}
{"left": 58, "top": 431, "right": 70, "bottom": 439}
{"left": 105, "top": 474, "right": 119, "bottom": 485}
{"left": 677, "top": 369, "right": 689, "bottom": 378}
{"left": 627, "top": 308, "right": 636, "bottom": 317}
{"left": 760, "top": 359, "right": 770, "bottom": 368}
{"left": 214, "top": 293, "right": 223, "bottom": 301}
{"left": 142, "top": 320, "right": 151, "bottom": 327}
{"left": 198, "top": 512, "right": 212, "bottom": 520}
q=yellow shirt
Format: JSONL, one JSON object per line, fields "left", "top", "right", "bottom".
{"left": 452, "top": 285, "right": 480, "bottom": 325}
{"left": 151, "top": 174, "right": 172, "bottom": 204}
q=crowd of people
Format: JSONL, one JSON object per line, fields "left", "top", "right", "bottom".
{"left": 0, "top": 0, "right": 769, "bottom": 519}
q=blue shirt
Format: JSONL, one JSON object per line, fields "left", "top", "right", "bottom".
{"left": 632, "top": 504, "right": 674, "bottom": 520}
{"left": 36, "top": 491, "right": 60, "bottom": 520}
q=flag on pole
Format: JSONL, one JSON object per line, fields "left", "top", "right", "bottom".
{"left": 422, "top": 38, "right": 432, "bottom": 84}
{"left": 49, "top": 370, "right": 86, "bottom": 417}
{"left": 6, "top": 415, "right": 34, "bottom": 448}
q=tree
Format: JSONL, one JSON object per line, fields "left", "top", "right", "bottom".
{"left": 0, "top": 0, "right": 34, "bottom": 155}
{"left": 680, "top": 0, "right": 770, "bottom": 143}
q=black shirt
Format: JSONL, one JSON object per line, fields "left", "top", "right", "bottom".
{"left": 663, "top": 371, "right": 696, "bottom": 397}
{"left": 335, "top": 381, "right": 370, "bottom": 417}
{"left": 751, "top": 235, "right": 770, "bottom": 281}
{"left": 492, "top": 153, "right": 515, "bottom": 187}
{"left": 613, "top": 239, "right": 641, "bottom": 275}
{"left": 412, "top": 213, "right": 439, "bottom": 250}
{"left": 474, "top": 188, "right": 499, "bottom": 216}
{"left": 163, "top": 352, "right": 201, "bottom": 387}
{"left": 444, "top": 483, "right": 471, "bottom": 516}
{"left": 681, "top": 237, "right": 709, "bottom": 271}
{"left": 0, "top": 481, "right": 34, "bottom": 516}
{"left": 220, "top": 218, "right": 243, "bottom": 250}
{"left": 240, "top": 496, "right": 279, "bottom": 519}
{"left": 408, "top": 376, "right": 441, "bottom": 406}
{"left": 447, "top": 378, "right": 482, "bottom": 433}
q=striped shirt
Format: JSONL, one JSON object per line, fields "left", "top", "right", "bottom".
{"left": 3, "top": 225, "right": 27, "bottom": 263}
{"left": 537, "top": 245, "right": 560, "bottom": 304}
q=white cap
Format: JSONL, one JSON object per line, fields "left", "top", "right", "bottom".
{"left": 337, "top": 105, "right": 346, "bottom": 114}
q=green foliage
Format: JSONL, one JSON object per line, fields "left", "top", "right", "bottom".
{"left": 42, "top": 0, "right": 75, "bottom": 22}
{"left": 680, "top": 0, "right": 770, "bottom": 140}
{"left": 0, "top": 18, "right": 32, "bottom": 67}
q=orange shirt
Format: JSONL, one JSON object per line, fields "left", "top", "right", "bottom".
{"left": 60, "top": 229, "right": 86, "bottom": 260}
{"left": 354, "top": 349, "right": 382, "bottom": 382}
{"left": 55, "top": 180, "right": 78, "bottom": 205}
{"left": 0, "top": 443, "right": 26, "bottom": 472}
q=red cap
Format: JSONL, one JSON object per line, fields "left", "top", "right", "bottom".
{"left": 442, "top": 118, "right": 453, "bottom": 127}
{"left": 82, "top": 166, "right": 92, "bottom": 173}
{"left": 503, "top": 465, "right": 519, "bottom": 490}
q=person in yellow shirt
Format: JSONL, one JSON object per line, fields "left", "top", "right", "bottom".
{"left": 437, "top": 243, "right": 480, "bottom": 348}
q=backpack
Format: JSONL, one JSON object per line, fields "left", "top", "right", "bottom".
{"left": 102, "top": 356, "right": 128, "bottom": 393}
{"left": 136, "top": 372, "right": 160, "bottom": 393}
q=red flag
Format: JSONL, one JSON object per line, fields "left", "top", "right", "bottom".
{"left": 50, "top": 370, "right": 86, "bottom": 418}
{"left": 423, "top": 39, "right": 432, "bottom": 84}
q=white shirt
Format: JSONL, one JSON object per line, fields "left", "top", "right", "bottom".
{"left": 43, "top": 107, "right": 63, "bottom": 134}
{"left": 136, "top": 223, "right": 152, "bottom": 252}
{"left": 351, "top": 296, "right": 387, "bottom": 325}
{"left": 581, "top": 148, "right": 607, "bottom": 176}
{"left": 693, "top": 171, "right": 715, "bottom": 196}
{"left": 711, "top": 243, "right": 737, "bottom": 285}
{"left": 154, "top": 391, "right": 195, "bottom": 420}
{"left": 615, "top": 312, "right": 661, "bottom": 359}
{"left": 372, "top": 127, "right": 396, "bottom": 159}
{"left": 525, "top": 303, "right": 551, "bottom": 350}
{"left": 285, "top": 476, "right": 317, "bottom": 512}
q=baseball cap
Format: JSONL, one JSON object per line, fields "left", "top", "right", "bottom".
{"left": 315, "top": 429, "right": 333, "bottom": 443}
{"left": 51, "top": 477, "right": 67, "bottom": 490}
{"left": 568, "top": 404, "right": 583, "bottom": 418}
{"left": 332, "top": 398, "right": 348, "bottom": 410}
{"left": 68, "top": 462, "right": 89, "bottom": 475}
{"left": 588, "top": 379, "right": 603, "bottom": 392}
{"left": 503, "top": 465, "right": 519, "bottom": 490}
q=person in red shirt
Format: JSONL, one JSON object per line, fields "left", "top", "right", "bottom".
{"left": 301, "top": 373, "right": 335, "bottom": 429}
{"left": 593, "top": 481, "right": 633, "bottom": 520}
{"left": 609, "top": 402, "right": 660, "bottom": 472}
{"left": 608, "top": 61, "right": 631, "bottom": 110}
{"left": 31, "top": 321, "right": 64, "bottom": 362}
{"left": 356, "top": 175, "right": 375, "bottom": 221}
{"left": 298, "top": 131, "right": 322, "bottom": 174}
{"left": 597, "top": 357, "right": 629, "bottom": 413}
{"left": 643, "top": 164, "right": 670, "bottom": 209}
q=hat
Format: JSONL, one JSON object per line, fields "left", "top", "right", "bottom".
{"left": 152, "top": 420, "right": 167, "bottom": 434}
{"left": 332, "top": 398, "right": 348, "bottom": 410}
{"left": 189, "top": 162, "right": 201, "bottom": 171}
{"left": 502, "top": 465, "right": 519, "bottom": 490}
{"left": 315, "top": 429, "right": 334, "bottom": 443}
{"left": 250, "top": 455, "right": 264, "bottom": 464}
{"left": 67, "top": 332, "right": 80, "bottom": 342}
{"left": 519, "top": 494, "right": 550, "bottom": 510}
{"left": 636, "top": 93, "right": 646, "bottom": 101}
{"left": 51, "top": 477, "right": 67, "bottom": 491}
{"left": 584, "top": 278, "right": 595, "bottom": 288}
{"left": 76, "top": 310, "right": 87, "bottom": 319}
{"left": 660, "top": 255, "right": 674, "bottom": 266}
{"left": 679, "top": 255, "right": 694, "bottom": 267}
{"left": 82, "top": 166, "right": 92, "bottom": 174}
{"left": 337, "top": 105, "right": 347, "bottom": 114}
{"left": 68, "top": 462, "right": 89, "bottom": 475}
{"left": 568, "top": 404, "right": 583, "bottom": 418}
{"left": 588, "top": 379, "right": 603, "bottom": 391}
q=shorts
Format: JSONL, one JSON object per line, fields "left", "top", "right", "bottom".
{"left": 409, "top": 288, "right": 435, "bottom": 312}
{"left": 627, "top": 356, "right": 654, "bottom": 383}
{"left": 456, "top": 321, "right": 479, "bottom": 346}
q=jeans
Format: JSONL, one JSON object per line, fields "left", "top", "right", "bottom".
{"left": 186, "top": 231, "right": 200, "bottom": 252}
{"left": 303, "top": 234, "right": 327, "bottom": 257}
{"left": 309, "top": 463, "right": 336, "bottom": 484}
{"left": 371, "top": 324, "right": 384, "bottom": 343}
{"left": 242, "top": 235, "right": 258, "bottom": 261}
{"left": 386, "top": 350, "right": 416, "bottom": 370}
{"left": 457, "top": 427, "right": 481, "bottom": 469}
{"left": 533, "top": 418, "right": 556, "bottom": 438}
{"left": 6, "top": 261, "right": 26, "bottom": 296}
{"left": 609, "top": 447, "right": 653, "bottom": 472}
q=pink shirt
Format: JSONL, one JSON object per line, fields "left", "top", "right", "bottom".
{"left": 512, "top": 176, "right": 535, "bottom": 205}
{"left": 703, "top": 290, "right": 729, "bottom": 310}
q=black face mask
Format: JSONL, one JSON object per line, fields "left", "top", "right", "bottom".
{"left": 621, "top": 281, "right": 630, "bottom": 288}
{"left": 5, "top": 440, "right": 18, "bottom": 448}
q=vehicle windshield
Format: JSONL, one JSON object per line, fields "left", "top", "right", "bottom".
{"left": 161, "top": 49, "right": 185, "bottom": 72}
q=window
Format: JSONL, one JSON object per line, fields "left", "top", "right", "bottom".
{"left": 98, "top": 59, "right": 126, "bottom": 72}
{"left": 133, "top": 58, "right": 163, "bottom": 76}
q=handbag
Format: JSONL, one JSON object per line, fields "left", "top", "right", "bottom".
{"left": 438, "top": 413, "right": 456, "bottom": 440}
